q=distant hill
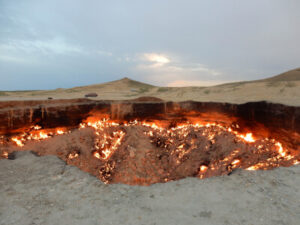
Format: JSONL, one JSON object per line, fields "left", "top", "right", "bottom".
{"left": 261, "top": 68, "right": 300, "bottom": 82}
{"left": 216, "top": 67, "right": 300, "bottom": 88}
{"left": 0, "top": 68, "right": 299, "bottom": 106}
{"left": 68, "top": 77, "right": 155, "bottom": 93}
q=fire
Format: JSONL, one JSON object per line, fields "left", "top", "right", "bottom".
{"left": 93, "top": 151, "right": 101, "bottom": 159}
{"left": 199, "top": 165, "right": 208, "bottom": 179}
{"left": 68, "top": 151, "right": 79, "bottom": 159}
{"left": 78, "top": 118, "right": 297, "bottom": 169}
{"left": 275, "top": 142, "right": 286, "bottom": 157}
{"left": 200, "top": 165, "right": 208, "bottom": 173}
{"left": 33, "top": 125, "right": 41, "bottom": 130}
{"left": 239, "top": 133, "right": 255, "bottom": 143}
{"left": 2, "top": 151, "right": 8, "bottom": 158}
{"left": 4, "top": 117, "right": 299, "bottom": 183}
{"left": 56, "top": 129, "right": 65, "bottom": 135}
{"left": 231, "top": 159, "right": 240, "bottom": 165}
{"left": 10, "top": 127, "right": 68, "bottom": 146}
{"left": 12, "top": 137, "right": 25, "bottom": 147}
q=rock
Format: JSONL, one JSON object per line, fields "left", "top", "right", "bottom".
{"left": 85, "top": 93, "right": 98, "bottom": 98}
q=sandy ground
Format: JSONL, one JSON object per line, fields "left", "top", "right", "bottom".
{"left": 1, "top": 76, "right": 300, "bottom": 106}
{"left": 0, "top": 151, "right": 299, "bottom": 225}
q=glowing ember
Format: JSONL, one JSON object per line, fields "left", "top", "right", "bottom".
{"left": 200, "top": 165, "right": 208, "bottom": 173}
{"left": 12, "top": 137, "right": 25, "bottom": 147}
{"left": 68, "top": 152, "right": 79, "bottom": 159}
{"left": 56, "top": 129, "right": 65, "bottom": 135}
{"left": 93, "top": 151, "right": 101, "bottom": 159}
{"left": 33, "top": 125, "right": 42, "bottom": 130}
{"left": 2, "top": 151, "right": 8, "bottom": 159}
{"left": 231, "top": 159, "right": 240, "bottom": 165}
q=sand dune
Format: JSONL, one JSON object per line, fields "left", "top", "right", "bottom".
{"left": 1, "top": 68, "right": 300, "bottom": 106}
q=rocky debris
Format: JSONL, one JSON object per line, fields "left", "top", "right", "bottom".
{"left": 0, "top": 151, "right": 299, "bottom": 225}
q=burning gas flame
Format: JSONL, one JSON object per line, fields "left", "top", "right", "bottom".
{"left": 12, "top": 137, "right": 25, "bottom": 147}
{"left": 68, "top": 151, "right": 79, "bottom": 159}
{"left": 239, "top": 133, "right": 255, "bottom": 143}
{"left": 4, "top": 118, "right": 299, "bottom": 182}
{"left": 10, "top": 127, "right": 68, "bottom": 147}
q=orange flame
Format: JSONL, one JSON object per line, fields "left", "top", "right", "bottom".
{"left": 7, "top": 118, "right": 298, "bottom": 174}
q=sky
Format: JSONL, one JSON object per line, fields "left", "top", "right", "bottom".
{"left": 0, "top": 0, "right": 299, "bottom": 90}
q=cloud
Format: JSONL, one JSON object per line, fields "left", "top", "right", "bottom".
{"left": 0, "top": 37, "right": 82, "bottom": 55}
{"left": 94, "top": 50, "right": 113, "bottom": 56}
{"left": 187, "top": 64, "right": 221, "bottom": 76}
{"left": 143, "top": 53, "right": 170, "bottom": 66}
{"left": 133, "top": 52, "right": 223, "bottom": 86}
{"left": 167, "top": 80, "right": 226, "bottom": 87}
{"left": 0, "top": 55, "right": 35, "bottom": 64}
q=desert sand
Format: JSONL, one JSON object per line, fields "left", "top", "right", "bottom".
{"left": 0, "top": 68, "right": 300, "bottom": 106}
{"left": 1, "top": 151, "right": 299, "bottom": 225}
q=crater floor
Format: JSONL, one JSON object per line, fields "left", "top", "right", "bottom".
{"left": 0, "top": 151, "right": 299, "bottom": 225}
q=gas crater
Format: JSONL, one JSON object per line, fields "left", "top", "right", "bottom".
{"left": 0, "top": 99, "right": 300, "bottom": 185}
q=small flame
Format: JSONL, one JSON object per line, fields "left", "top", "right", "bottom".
{"left": 275, "top": 142, "right": 286, "bottom": 157}
{"left": 93, "top": 151, "right": 101, "bottom": 159}
{"left": 56, "top": 129, "right": 65, "bottom": 135}
{"left": 68, "top": 152, "right": 79, "bottom": 159}
{"left": 200, "top": 165, "right": 208, "bottom": 173}
{"left": 239, "top": 133, "right": 255, "bottom": 143}
{"left": 12, "top": 137, "right": 24, "bottom": 147}
{"left": 2, "top": 151, "right": 9, "bottom": 158}
{"left": 231, "top": 159, "right": 240, "bottom": 165}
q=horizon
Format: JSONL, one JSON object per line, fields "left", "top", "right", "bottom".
{"left": 0, "top": 66, "right": 298, "bottom": 92}
{"left": 1, "top": 1, "right": 300, "bottom": 90}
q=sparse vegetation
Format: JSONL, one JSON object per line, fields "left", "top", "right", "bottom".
{"left": 220, "top": 82, "right": 244, "bottom": 89}
{"left": 66, "top": 89, "right": 80, "bottom": 93}
{"left": 138, "top": 87, "right": 150, "bottom": 94}
{"left": 30, "top": 93, "right": 41, "bottom": 96}
{"left": 204, "top": 89, "right": 210, "bottom": 94}
{"left": 157, "top": 87, "right": 169, "bottom": 92}
{"left": 0, "top": 92, "right": 8, "bottom": 96}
